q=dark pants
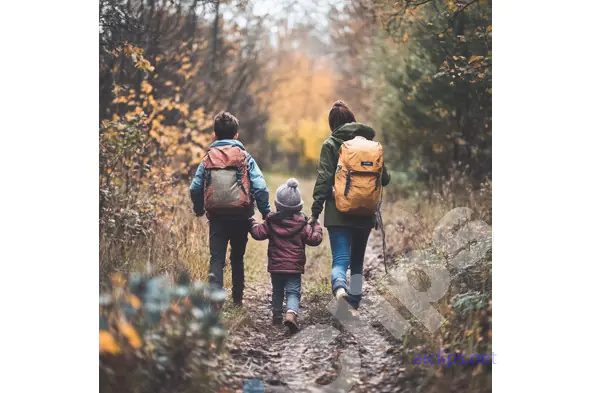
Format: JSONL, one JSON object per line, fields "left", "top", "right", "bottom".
{"left": 208, "top": 218, "right": 249, "bottom": 303}
{"left": 271, "top": 273, "right": 302, "bottom": 316}
{"left": 328, "top": 226, "right": 372, "bottom": 309}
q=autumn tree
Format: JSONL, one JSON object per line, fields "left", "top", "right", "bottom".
{"left": 99, "top": 0, "right": 272, "bottom": 242}
{"left": 328, "top": 1, "right": 377, "bottom": 123}
{"left": 259, "top": 22, "right": 337, "bottom": 172}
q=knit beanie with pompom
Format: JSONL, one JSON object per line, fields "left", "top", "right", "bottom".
{"left": 274, "top": 178, "right": 303, "bottom": 212}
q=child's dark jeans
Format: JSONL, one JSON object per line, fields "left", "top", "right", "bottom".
{"left": 271, "top": 273, "right": 301, "bottom": 315}
{"left": 208, "top": 218, "right": 250, "bottom": 304}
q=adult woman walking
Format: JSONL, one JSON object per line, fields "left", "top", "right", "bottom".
{"left": 309, "top": 101, "right": 390, "bottom": 313}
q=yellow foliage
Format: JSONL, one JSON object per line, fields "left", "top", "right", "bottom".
{"left": 99, "top": 330, "right": 121, "bottom": 354}
{"left": 111, "top": 273, "right": 126, "bottom": 287}
{"left": 296, "top": 118, "right": 331, "bottom": 162}
{"left": 126, "top": 294, "right": 142, "bottom": 309}
{"left": 118, "top": 321, "right": 143, "bottom": 349}
{"left": 468, "top": 55, "right": 484, "bottom": 64}
{"left": 263, "top": 52, "right": 336, "bottom": 164}
{"left": 102, "top": 41, "right": 219, "bottom": 227}
{"left": 113, "top": 95, "right": 128, "bottom": 104}
{"left": 140, "top": 80, "right": 153, "bottom": 94}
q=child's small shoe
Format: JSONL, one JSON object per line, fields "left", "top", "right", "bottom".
{"left": 272, "top": 314, "right": 283, "bottom": 326}
{"left": 284, "top": 311, "right": 299, "bottom": 334}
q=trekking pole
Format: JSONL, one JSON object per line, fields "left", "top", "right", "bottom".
{"left": 375, "top": 189, "right": 388, "bottom": 274}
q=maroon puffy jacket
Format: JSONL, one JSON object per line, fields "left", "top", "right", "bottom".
{"left": 249, "top": 212, "right": 323, "bottom": 274}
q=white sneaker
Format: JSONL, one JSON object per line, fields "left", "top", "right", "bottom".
{"left": 349, "top": 309, "right": 360, "bottom": 318}
{"left": 335, "top": 288, "right": 348, "bottom": 301}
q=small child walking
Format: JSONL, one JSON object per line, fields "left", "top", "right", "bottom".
{"left": 249, "top": 178, "right": 323, "bottom": 333}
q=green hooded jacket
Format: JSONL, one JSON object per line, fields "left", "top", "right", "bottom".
{"left": 311, "top": 122, "right": 391, "bottom": 228}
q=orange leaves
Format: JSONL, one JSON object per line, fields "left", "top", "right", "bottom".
{"left": 111, "top": 272, "right": 126, "bottom": 287}
{"left": 135, "top": 58, "right": 155, "bottom": 72}
{"left": 169, "top": 303, "right": 181, "bottom": 314}
{"left": 178, "top": 103, "right": 189, "bottom": 117}
{"left": 126, "top": 294, "right": 142, "bottom": 309}
{"left": 468, "top": 55, "right": 484, "bottom": 64}
{"left": 432, "top": 144, "right": 445, "bottom": 153}
{"left": 113, "top": 42, "right": 155, "bottom": 72}
{"left": 123, "top": 43, "right": 143, "bottom": 57}
{"left": 113, "top": 95, "right": 128, "bottom": 104}
{"left": 112, "top": 83, "right": 121, "bottom": 96}
{"left": 297, "top": 118, "right": 332, "bottom": 162}
{"left": 140, "top": 80, "right": 153, "bottom": 94}
{"left": 265, "top": 52, "right": 336, "bottom": 163}
{"left": 103, "top": 40, "right": 217, "bottom": 225}
{"left": 402, "top": 32, "right": 409, "bottom": 42}
{"left": 99, "top": 330, "right": 121, "bottom": 354}
{"left": 117, "top": 321, "right": 143, "bottom": 349}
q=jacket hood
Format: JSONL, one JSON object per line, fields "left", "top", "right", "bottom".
{"left": 210, "top": 139, "right": 245, "bottom": 149}
{"left": 266, "top": 211, "right": 307, "bottom": 237}
{"left": 331, "top": 122, "right": 376, "bottom": 142}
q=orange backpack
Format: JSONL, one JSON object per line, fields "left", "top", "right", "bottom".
{"left": 334, "top": 136, "right": 383, "bottom": 215}
{"left": 202, "top": 145, "right": 253, "bottom": 216}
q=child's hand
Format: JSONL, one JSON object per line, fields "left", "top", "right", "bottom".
{"left": 249, "top": 217, "right": 269, "bottom": 241}
{"left": 307, "top": 216, "right": 317, "bottom": 226}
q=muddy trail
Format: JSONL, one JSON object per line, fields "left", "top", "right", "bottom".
{"left": 218, "top": 231, "right": 418, "bottom": 393}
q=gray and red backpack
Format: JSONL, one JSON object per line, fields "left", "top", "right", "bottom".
{"left": 202, "top": 145, "right": 253, "bottom": 216}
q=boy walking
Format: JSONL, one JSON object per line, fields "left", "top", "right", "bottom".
{"left": 190, "top": 111, "right": 271, "bottom": 307}
{"left": 249, "top": 178, "right": 323, "bottom": 333}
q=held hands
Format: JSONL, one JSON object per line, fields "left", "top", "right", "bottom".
{"left": 307, "top": 215, "right": 318, "bottom": 226}
{"left": 248, "top": 217, "right": 257, "bottom": 228}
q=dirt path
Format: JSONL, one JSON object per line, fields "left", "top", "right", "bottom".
{"left": 218, "top": 230, "right": 418, "bottom": 393}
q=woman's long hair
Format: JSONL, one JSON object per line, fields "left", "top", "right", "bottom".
{"left": 328, "top": 100, "right": 356, "bottom": 132}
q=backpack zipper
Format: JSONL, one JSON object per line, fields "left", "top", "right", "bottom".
{"left": 343, "top": 170, "right": 381, "bottom": 197}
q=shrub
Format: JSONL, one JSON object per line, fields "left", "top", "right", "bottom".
{"left": 379, "top": 179, "right": 492, "bottom": 393}
{"left": 99, "top": 272, "right": 227, "bottom": 393}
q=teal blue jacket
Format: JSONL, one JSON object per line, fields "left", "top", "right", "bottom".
{"left": 189, "top": 140, "right": 271, "bottom": 218}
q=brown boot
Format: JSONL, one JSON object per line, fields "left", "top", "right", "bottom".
{"left": 284, "top": 311, "right": 299, "bottom": 334}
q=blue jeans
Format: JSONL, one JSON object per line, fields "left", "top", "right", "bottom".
{"left": 328, "top": 226, "right": 372, "bottom": 309}
{"left": 271, "top": 273, "right": 302, "bottom": 315}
